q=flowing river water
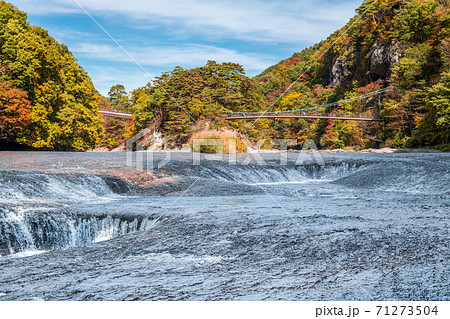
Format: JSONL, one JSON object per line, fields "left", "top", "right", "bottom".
{"left": 0, "top": 151, "right": 448, "bottom": 300}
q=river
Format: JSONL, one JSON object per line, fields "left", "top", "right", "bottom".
{"left": 0, "top": 151, "right": 448, "bottom": 300}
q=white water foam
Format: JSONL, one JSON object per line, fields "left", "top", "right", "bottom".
{"left": 8, "top": 250, "right": 47, "bottom": 259}
{"left": 144, "top": 252, "right": 223, "bottom": 265}
{"left": 189, "top": 162, "right": 364, "bottom": 185}
{"left": 0, "top": 172, "right": 124, "bottom": 205}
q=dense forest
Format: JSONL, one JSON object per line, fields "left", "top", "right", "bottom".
{"left": 0, "top": 1, "right": 102, "bottom": 150}
{"left": 1, "top": 0, "right": 449, "bottom": 151}
{"left": 100, "top": 62, "right": 265, "bottom": 149}
{"left": 254, "top": 0, "right": 450, "bottom": 150}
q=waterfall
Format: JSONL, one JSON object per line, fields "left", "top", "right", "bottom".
{"left": 180, "top": 161, "right": 366, "bottom": 184}
{"left": 0, "top": 171, "right": 130, "bottom": 205}
{"left": 0, "top": 171, "right": 145, "bottom": 256}
{"left": 0, "top": 205, "right": 154, "bottom": 256}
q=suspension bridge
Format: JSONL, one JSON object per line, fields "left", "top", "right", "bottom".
{"left": 99, "top": 86, "right": 393, "bottom": 122}
{"left": 224, "top": 86, "right": 392, "bottom": 121}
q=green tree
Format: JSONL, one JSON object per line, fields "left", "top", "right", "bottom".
{"left": 425, "top": 69, "right": 450, "bottom": 144}
{"left": 393, "top": 0, "right": 437, "bottom": 43}
{"left": 130, "top": 61, "right": 264, "bottom": 146}
{"left": 108, "top": 84, "right": 131, "bottom": 110}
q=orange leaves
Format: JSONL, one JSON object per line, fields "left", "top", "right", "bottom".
{"left": 0, "top": 79, "right": 31, "bottom": 139}
{"left": 277, "top": 57, "right": 301, "bottom": 75}
{"left": 356, "top": 81, "right": 382, "bottom": 96}
{"left": 285, "top": 57, "right": 301, "bottom": 67}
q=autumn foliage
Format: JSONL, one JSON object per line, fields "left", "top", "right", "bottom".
{"left": 0, "top": 79, "right": 30, "bottom": 142}
{"left": 2, "top": 0, "right": 449, "bottom": 151}
{"left": 189, "top": 129, "right": 247, "bottom": 154}
{"left": 254, "top": 0, "right": 450, "bottom": 150}
{"left": 0, "top": 1, "right": 103, "bottom": 150}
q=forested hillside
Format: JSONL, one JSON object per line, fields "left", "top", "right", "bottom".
{"left": 255, "top": 0, "right": 450, "bottom": 149}
{"left": 125, "top": 61, "right": 264, "bottom": 148}
{"left": 0, "top": 1, "right": 103, "bottom": 150}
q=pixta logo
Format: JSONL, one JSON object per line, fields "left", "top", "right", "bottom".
{"left": 126, "top": 129, "right": 324, "bottom": 173}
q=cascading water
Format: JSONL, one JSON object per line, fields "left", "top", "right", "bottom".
{"left": 0, "top": 171, "right": 130, "bottom": 204}
{"left": 0, "top": 205, "right": 156, "bottom": 256}
{"left": 0, "top": 171, "right": 156, "bottom": 256}
{"left": 170, "top": 160, "right": 367, "bottom": 184}
{"left": 0, "top": 162, "right": 366, "bottom": 256}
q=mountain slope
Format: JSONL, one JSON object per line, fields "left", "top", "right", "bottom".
{"left": 256, "top": 0, "right": 450, "bottom": 149}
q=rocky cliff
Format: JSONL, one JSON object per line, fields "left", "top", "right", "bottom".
{"left": 329, "top": 39, "right": 405, "bottom": 86}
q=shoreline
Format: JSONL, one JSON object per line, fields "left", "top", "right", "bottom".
{"left": 89, "top": 147, "right": 444, "bottom": 154}
{"left": 0, "top": 147, "right": 445, "bottom": 154}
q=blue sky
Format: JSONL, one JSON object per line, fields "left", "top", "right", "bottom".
{"left": 10, "top": 0, "right": 363, "bottom": 96}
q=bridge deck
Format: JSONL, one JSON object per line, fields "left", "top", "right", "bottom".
{"left": 225, "top": 113, "right": 382, "bottom": 121}
{"left": 99, "top": 109, "right": 132, "bottom": 119}
{"left": 98, "top": 109, "right": 382, "bottom": 122}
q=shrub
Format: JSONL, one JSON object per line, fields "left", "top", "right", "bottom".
{"left": 189, "top": 130, "right": 247, "bottom": 153}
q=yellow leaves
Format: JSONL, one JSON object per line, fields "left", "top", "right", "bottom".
{"left": 280, "top": 92, "right": 304, "bottom": 109}
{"left": 187, "top": 98, "right": 204, "bottom": 117}
{"left": 32, "top": 139, "right": 47, "bottom": 148}
{"left": 414, "top": 112, "right": 425, "bottom": 126}
{"left": 381, "top": 99, "right": 401, "bottom": 117}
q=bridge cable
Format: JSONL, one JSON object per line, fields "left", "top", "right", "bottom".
{"left": 225, "top": 85, "right": 393, "bottom": 116}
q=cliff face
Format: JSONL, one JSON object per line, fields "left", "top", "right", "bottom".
{"left": 368, "top": 40, "right": 403, "bottom": 79}
{"left": 329, "top": 55, "right": 353, "bottom": 87}
{"left": 329, "top": 40, "right": 404, "bottom": 86}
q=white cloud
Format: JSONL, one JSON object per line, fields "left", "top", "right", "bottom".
{"left": 11, "top": 0, "right": 362, "bottom": 43}
{"left": 72, "top": 42, "right": 274, "bottom": 72}
{"left": 78, "top": 42, "right": 274, "bottom": 95}
{"left": 85, "top": 66, "right": 153, "bottom": 96}
{"left": 10, "top": 0, "right": 79, "bottom": 14}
